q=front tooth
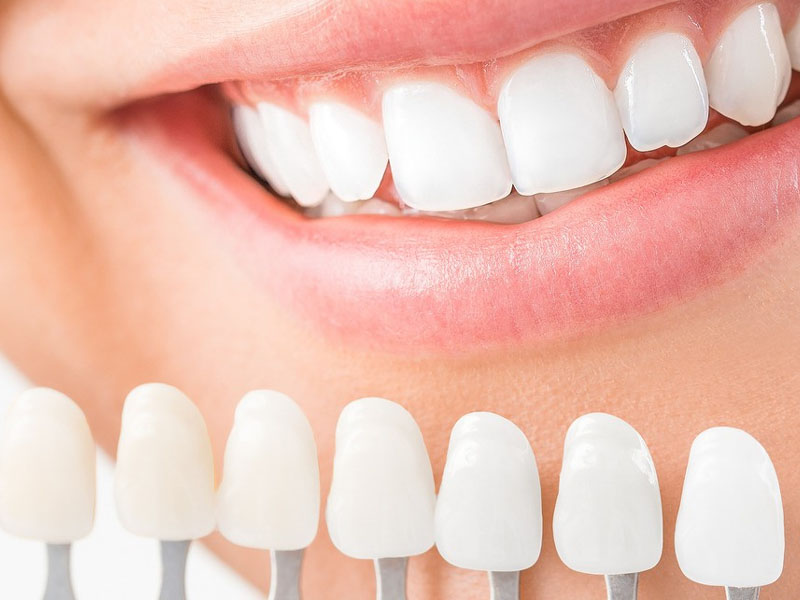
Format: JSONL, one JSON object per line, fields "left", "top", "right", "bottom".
{"left": 706, "top": 3, "right": 791, "bottom": 126}
{"left": 675, "top": 122, "right": 749, "bottom": 156}
{"left": 217, "top": 391, "right": 319, "bottom": 550}
{"left": 309, "top": 102, "right": 388, "bottom": 202}
{"left": 675, "top": 427, "right": 784, "bottom": 588}
{"left": 435, "top": 412, "right": 542, "bottom": 572}
{"left": 381, "top": 82, "right": 512, "bottom": 211}
{"left": 498, "top": 52, "right": 627, "bottom": 195}
{"left": 257, "top": 102, "right": 330, "bottom": 208}
{"left": 615, "top": 33, "right": 709, "bottom": 151}
{"left": 534, "top": 179, "right": 608, "bottom": 216}
{"left": 232, "top": 105, "right": 291, "bottom": 197}
{"left": 553, "top": 413, "right": 662, "bottom": 575}
{"left": 0, "top": 388, "right": 95, "bottom": 542}
{"left": 326, "top": 397, "right": 435, "bottom": 559}
{"left": 114, "top": 383, "right": 215, "bottom": 540}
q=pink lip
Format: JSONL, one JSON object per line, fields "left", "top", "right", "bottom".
{"left": 121, "top": 90, "right": 800, "bottom": 354}
{"left": 141, "top": 0, "right": 676, "bottom": 99}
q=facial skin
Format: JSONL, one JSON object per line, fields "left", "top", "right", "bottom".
{"left": 0, "top": 0, "right": 798, "bottom": 598}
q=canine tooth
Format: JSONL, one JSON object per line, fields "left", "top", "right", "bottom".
{"left": 309, "top": 102, "right": 388, "bottom": 202}
{"left": 609, "top": 158, "right": 665, "bottom": 182}
{"left": 675, "top": 122, "right": 749, "bottom": 155}
{"left": 435, "top": 412, "right": 542, "bottom": 572}
{"left": 772, "top": 99, "right": 800, "bottom": 126}
{"left": 0, "top": 388, "right": 95, "bottom": 542}
{"left": 382, "top": 82, "right": 512, "bottom": 212}
{"left": 257, "top": 102, "right": 330, "bottom": 207}
{"left": 217, "top": 391, "right": 319, "bottom": 550}
{"left": 326, "top": 397, "right": 435, "bottom": 559}
{"left": 535, "top": 179, "right": 608, "bottom": 215}
{"left": 706, "top": 3, "right": 791, "bottom": 126}
{"left": 553, "top": 413, "right": 662, "bottom": 575}
{"left": 231, "top": 105, "right": 291, "bottom": 197}
{"left": 615, "top": 33, "right": 709, "bottom": 151}
{"left": 788, "top": 17, "right": 800, "bottom": 70}
{"left": 498, "top": 52, "right": 626, "bottom": 195}
{"left": 675, "top": 428, "right": 784, "bottom": 587}
{"left": 115, "top": 383, "right": 215, "bottom": 541}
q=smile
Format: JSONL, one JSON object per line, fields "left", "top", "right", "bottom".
{"left": 119, "top": 0, "right": 800, "bottom": 353}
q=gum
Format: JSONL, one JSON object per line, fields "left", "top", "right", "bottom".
{"left": 230, "top": 0, "right": 800, "bottom": 120}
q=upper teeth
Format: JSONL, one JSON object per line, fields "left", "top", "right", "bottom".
{"left": 706, "top": 3, "right": 791, "bottom": 127}
{"left": 614, "top": 32, "right": 709, "bottom": 152}
{"left": 233, "top": 2, "right": 798, "bottom": 216}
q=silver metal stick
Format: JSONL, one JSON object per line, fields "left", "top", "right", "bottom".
{"left": 605, "top": 573, "right": 638, "bottom": 600}
{"left": 159, "top": 540, "right": 191, "bottom": 600}
{"left": 374, "top": 557, "right": 408, "bottom": 600}
{"left": 268, "top": 549, "right": 305, "bottom": 600}
{"left": 725, "top": 588, "right": 760, "bottom": 600}
{"left": 43, "top": 543, "right": 75, "bottom": 600}
{"left": 489, "top": 571, "right": 520, "bottom": 600}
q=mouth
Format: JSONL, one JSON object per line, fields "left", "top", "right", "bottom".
{"left": 116, "top": 0, "right": 800, "bottom": 354}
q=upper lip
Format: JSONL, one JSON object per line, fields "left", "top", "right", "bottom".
{"left": 138, "top": 0, "right": 672, "bottom": 102}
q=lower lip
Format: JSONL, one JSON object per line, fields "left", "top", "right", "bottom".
{"left": 122, "top": 90, "right": 800, "bottom": 354}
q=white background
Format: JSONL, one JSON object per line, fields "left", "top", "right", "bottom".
{"left": 0, "top": 355, "right": 264, "bottom": 599}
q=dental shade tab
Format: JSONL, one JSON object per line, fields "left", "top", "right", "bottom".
{"left": 0, "top": 388, "right": 96, "bottom": 600}
{"left": 675, "top": 428, "right": 784, "bottom": 600}
{"left": 114, "top": 383, "right": 215, "bottom": 600}
{"left": 326, "top": 397, "right": 436, "bottom": 600}
{"left": 435, "top": 412, "right": 542, "bottom": 600}
{"left": 552, "top": 413, "right": 663, "bottom": 600}
{"left": 216, "top": 390, "right": 320, "bottom": 600}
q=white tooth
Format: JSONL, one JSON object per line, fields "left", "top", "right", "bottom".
{"left": 706, "top": 3, "right": 791, "bottom": 126}
{"left": 310, "top": 192, "right": 362, "bottom": 218}
{"left": 257, "top": 102, "right": 330, "bottom": 207}
{"left": 217, "top": 391, "right": 319, "bottom": 550}
{"left": 675, "top": 122, "right": 749, "bottom": 155}
{"left": 615, "top": 33, "right": 709, "bottom": 151}
{"left": 326, "top": 397, "right": 435, "bottom": 559}
{"left": 382, "top": 82, "right": 512, "bottom": 212}
{"left": 675, "top": 428, "right": 784, "bottom": 587}
{"left": 435, "top": 412, "right": 542, "bottom": 572}
{"left": 231, "top": 105, "right": 291, "bottom": 197}
{"left": 358, "top": 197, "right": 401, "bottom": 216}
{"left": 787, "top": 17, "right": 800, "bottom": 70}
{"left": 608, "top": 158, "right": 665, "bottom": 182}
{"left": 468, "top": 193, "right": 540, "bottom": 224}
{"left": 114, "top": 383, "right": 215, "bottom": 540}
{"left": 309, "top": 102, "right": 388, "bottom": 202}
{"left": 0, "top": 388, "right": 95, "bottom": 543}
{"left": 772, "top": 99, "right": 800, "bottom": 126}
{"left": 534, "top": 179, "right": 608, "bottom": 216}
{"left": 498, "top": 52, "right": 627, "bottom": 195}
{"left": 553, "top": 413, "right": 662, "bottom": 575}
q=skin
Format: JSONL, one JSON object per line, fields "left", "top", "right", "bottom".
{"left": 0, "top": 0, "right": 798, "bottom": 598}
